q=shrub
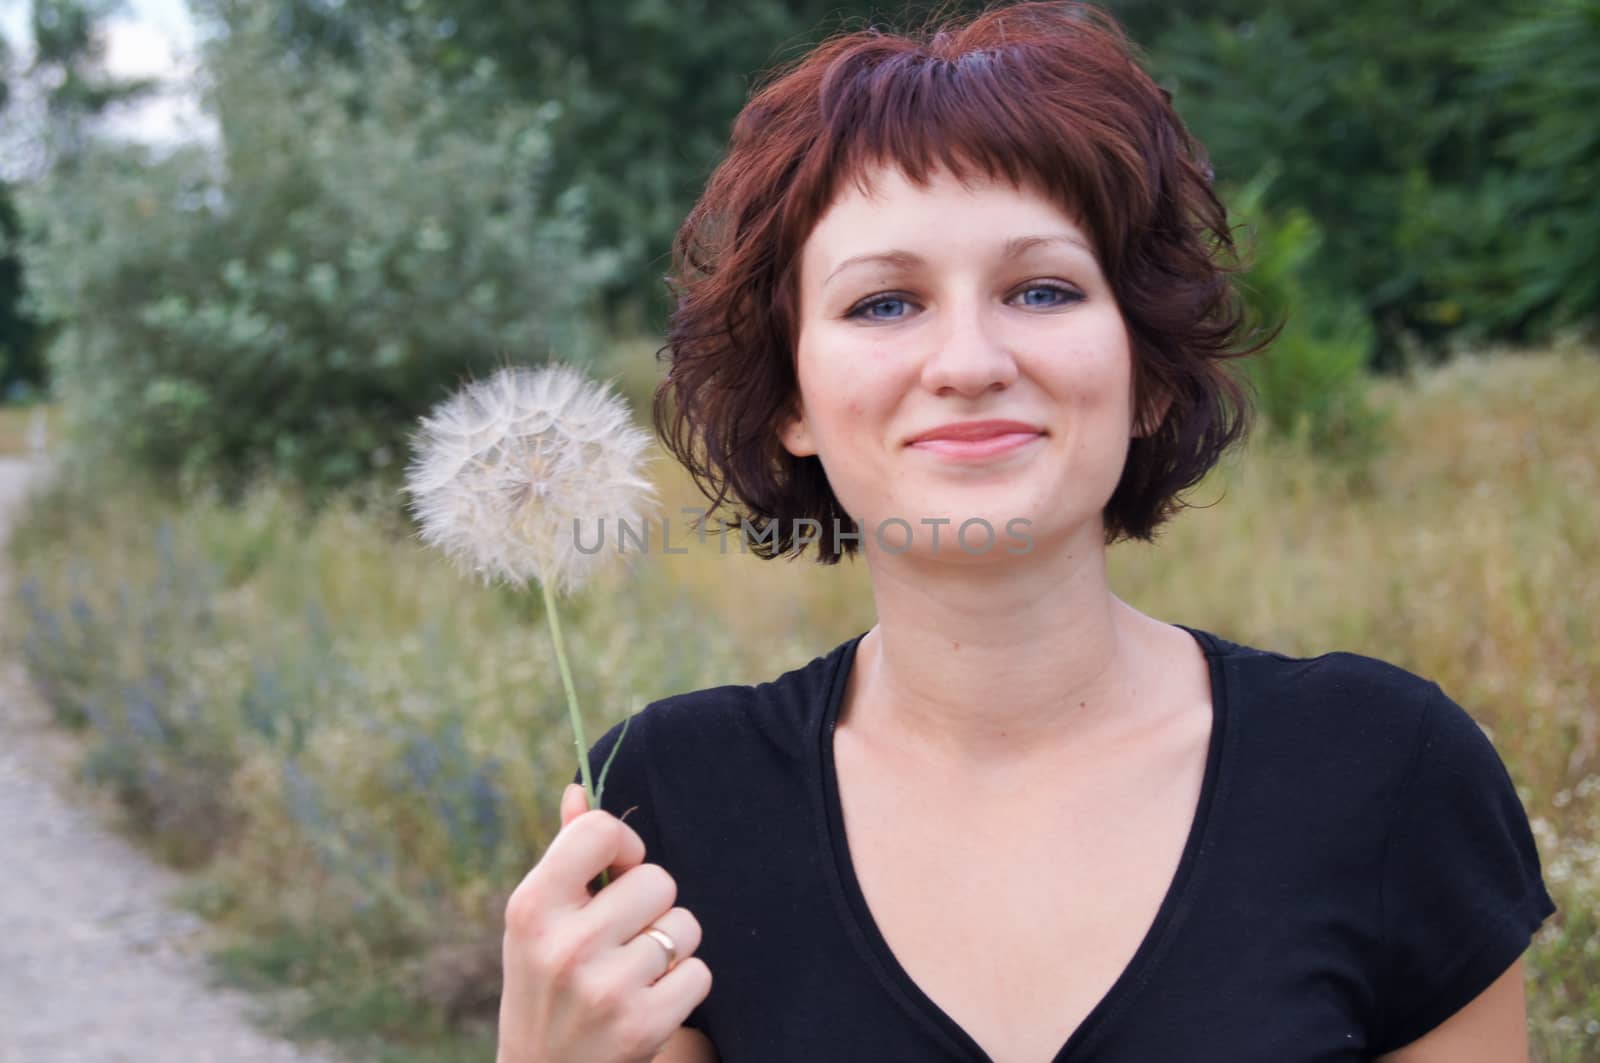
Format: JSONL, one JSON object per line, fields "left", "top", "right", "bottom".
{"left": 1229, "top": 168, "right": 1391, "bottom": 477}
{"left": 14, "top": 8, "right": 617, "bottom": 498}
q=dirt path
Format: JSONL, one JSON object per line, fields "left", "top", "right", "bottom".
{"left": 0, "top": 456, "right": 348, "bottom": 1063}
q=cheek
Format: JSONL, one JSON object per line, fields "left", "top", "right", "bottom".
{"left": 1040, "top": 321, "right": 1135, "bottom": 453}
{"left": 798, "top": 350, "right": 872, "bottom": 430}
{"left": 813, "top": 390, "right": 869, "bottom": 447}
{"left": 1058, "top": 317, "right": 1133, "bottom": 401}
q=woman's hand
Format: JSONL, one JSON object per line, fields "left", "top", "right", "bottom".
{"left": 497, "top": 783, "right": 712, "bottom": 1063}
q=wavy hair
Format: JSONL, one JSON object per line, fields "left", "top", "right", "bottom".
{"left": 655, "top": 0, "right": 1266, "bottom": 563}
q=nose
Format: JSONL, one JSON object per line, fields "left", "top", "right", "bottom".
{"left": 918, "top": 296, "right": 1019, "bottom": 397}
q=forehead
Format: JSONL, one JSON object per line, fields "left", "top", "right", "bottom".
{"left": 800, "top": 162, "right": 1092, "bottom": 270}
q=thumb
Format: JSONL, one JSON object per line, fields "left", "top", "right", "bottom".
{"left": 560, "top": 781, "right": 591, "bottom": 829}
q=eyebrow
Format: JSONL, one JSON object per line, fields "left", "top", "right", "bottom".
{"left": 822, "top": 233, "right": 1095, "bottom": 289}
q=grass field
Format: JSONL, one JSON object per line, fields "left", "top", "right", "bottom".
{"left": 5, "top": 342, "right": 1597, "bottom": 1061}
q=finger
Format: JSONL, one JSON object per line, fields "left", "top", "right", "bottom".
{"left": 535, "top": 809, "right": 648, "bottom": 909}
{"left": 625, "top": 906, "right": 703, "bottom": 985}
{"left": 582, "top": 953, "right": 711, "bottom": 1063}
{"left": 584, "top": 907, "right": 708, "bottom": 1023}
{"left": 581, "top": 862, "right": 681, "bottom": 950}
{"left": 641, "top": 955, "right": 714, "bottom": 1028}
{"left": 560, "top": 782, "right": 588, "bottom": 829}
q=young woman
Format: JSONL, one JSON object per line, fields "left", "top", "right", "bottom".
{"left": 497, "top": 4, "right": 1556, "bottom": 1061}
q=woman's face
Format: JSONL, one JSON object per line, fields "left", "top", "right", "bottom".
{"left": 784, "top": 163, "right": 1152, "bottom": 561}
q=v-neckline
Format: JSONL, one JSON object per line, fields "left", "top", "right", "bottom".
{"left": 815, "top": 624, "right": 1231, "bottom": 1063}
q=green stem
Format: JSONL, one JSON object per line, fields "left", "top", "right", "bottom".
{"left": 542, "top": 580, "right": 610, "bottom": 889}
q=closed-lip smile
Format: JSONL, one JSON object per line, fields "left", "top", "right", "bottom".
{"left": 906, "top": 419, "right": 1045, "bottom": 445}
{"left": 905, "top": 419, "right": 1046, "bottom": 461}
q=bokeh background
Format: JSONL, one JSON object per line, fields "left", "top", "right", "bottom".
{"left": 0, "top": 1, "right": 1595, "bottom": 1060}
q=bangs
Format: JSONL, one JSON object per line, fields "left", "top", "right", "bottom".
{"left": 783, "top": 29, "right": 1161, "bottom": 273}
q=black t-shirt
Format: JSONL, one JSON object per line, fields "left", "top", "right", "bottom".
{"left": 573, "top": 625, "right": 1557, "bottom": 1062}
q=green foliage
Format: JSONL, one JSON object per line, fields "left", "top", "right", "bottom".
{"left": 14, "top": 8, "right": 616, "bottom": 497}
{"left": 1460, "top": 0, "right": 1600, "bottom": 335}
{"left": 241, "top": 0, "right": 988, "bottom": 329}
{"left": 1229, "top": 170, "right": 1389, "bottom": 471}
{"left": 2, "top": 0, "right": 157, "bottom": 397}
{"left": 1382, "top": 0, "right": 1600, "bottom": 345}
{"left": 21, "top": 0, "right": 162, "bottom": 169}
{"left": 0, "top": 185, "right": 47, "bottom": 397}
{"left": 1144, "top": 1, "right": 1597, "bottom": 362}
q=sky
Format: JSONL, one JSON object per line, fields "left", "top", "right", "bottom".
{"left": 1, "top": 0, "right": 212, "bottom": 147}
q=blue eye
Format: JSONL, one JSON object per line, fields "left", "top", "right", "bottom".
{"left": 848, "top": 295, "right": 912, "bottom": 321}
{"left": 1012, "top": 284, "right": 1080, "bottom": 308}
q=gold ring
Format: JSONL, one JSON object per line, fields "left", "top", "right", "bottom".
{"left": 641, "top": 925, "right": 677, "bottom": 975}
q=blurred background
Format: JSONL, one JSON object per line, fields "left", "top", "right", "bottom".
{"left": 0, "top": 1, "right": 1594, "bottom": 1060}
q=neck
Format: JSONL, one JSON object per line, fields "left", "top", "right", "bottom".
{"left": 843, "top": 524, "right": 1173, "bottom": 777}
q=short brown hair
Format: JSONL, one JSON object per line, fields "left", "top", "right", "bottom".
{"left": 654, "top": 0, "right": 1265, "bottom": 563}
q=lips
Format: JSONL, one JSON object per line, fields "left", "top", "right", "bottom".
{"left": 905, "top": 419, "right": 1046, "bottom": 462}
{"left": 906, "top": 419, "right": 1045, "bottom": 445}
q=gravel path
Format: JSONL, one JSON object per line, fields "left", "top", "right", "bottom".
{"left": 0, "top": 456, "right": 348, "bottom": 1063}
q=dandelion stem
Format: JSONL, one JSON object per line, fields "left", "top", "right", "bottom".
{"left": 541, "top": 580, "right": 611, "bottom": 889}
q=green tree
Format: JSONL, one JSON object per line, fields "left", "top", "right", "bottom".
{"left": 16, "top": 6, "right": 615, "bottom": 496}
{"left": 22, "top": 0, "right": 159, "bottom": 170}
{"left": 1457, "top": 0, "right": 1598, "bottom": 335}
{"left": 1, "top": 1, "right": 165, "bottom": 396}
{"left": 0, "top": 185, "right": 45, "bottom": 397}
{"left": 1141, "top": 0, "right": 1597, "bottom": 360}
{"left": 0, "top": 34, "right": 38, "bottom": 395}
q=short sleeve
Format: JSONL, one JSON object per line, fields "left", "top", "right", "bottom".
{"left": 1372, "top": 682, "right": 1558, "bottom": 1054}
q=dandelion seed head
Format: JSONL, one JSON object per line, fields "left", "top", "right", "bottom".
{"left": 403, "top": 364, "right": 659, "bottom": 595}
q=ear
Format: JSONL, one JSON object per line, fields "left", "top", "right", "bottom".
{"left": 1131, "top": 388, "right": 1173, "bottom": 440}
{"left": 778, "top": 400, "right": 818, "bottom": 457}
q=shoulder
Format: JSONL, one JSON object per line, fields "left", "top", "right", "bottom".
{"left": 1203, "top": 627, "right": 1436, "bottom": 705}
{"left": 1190, "top": 628, "right": 1515, "bottom": 831}
{"left": 1202, "top": 628, "right": 1442, "bottom": 753}
{"left": 577, "top": 633, "right": 862, "bottom": 862}
{"left": 634, "top": 631, "right": 863, "bottom": 761}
